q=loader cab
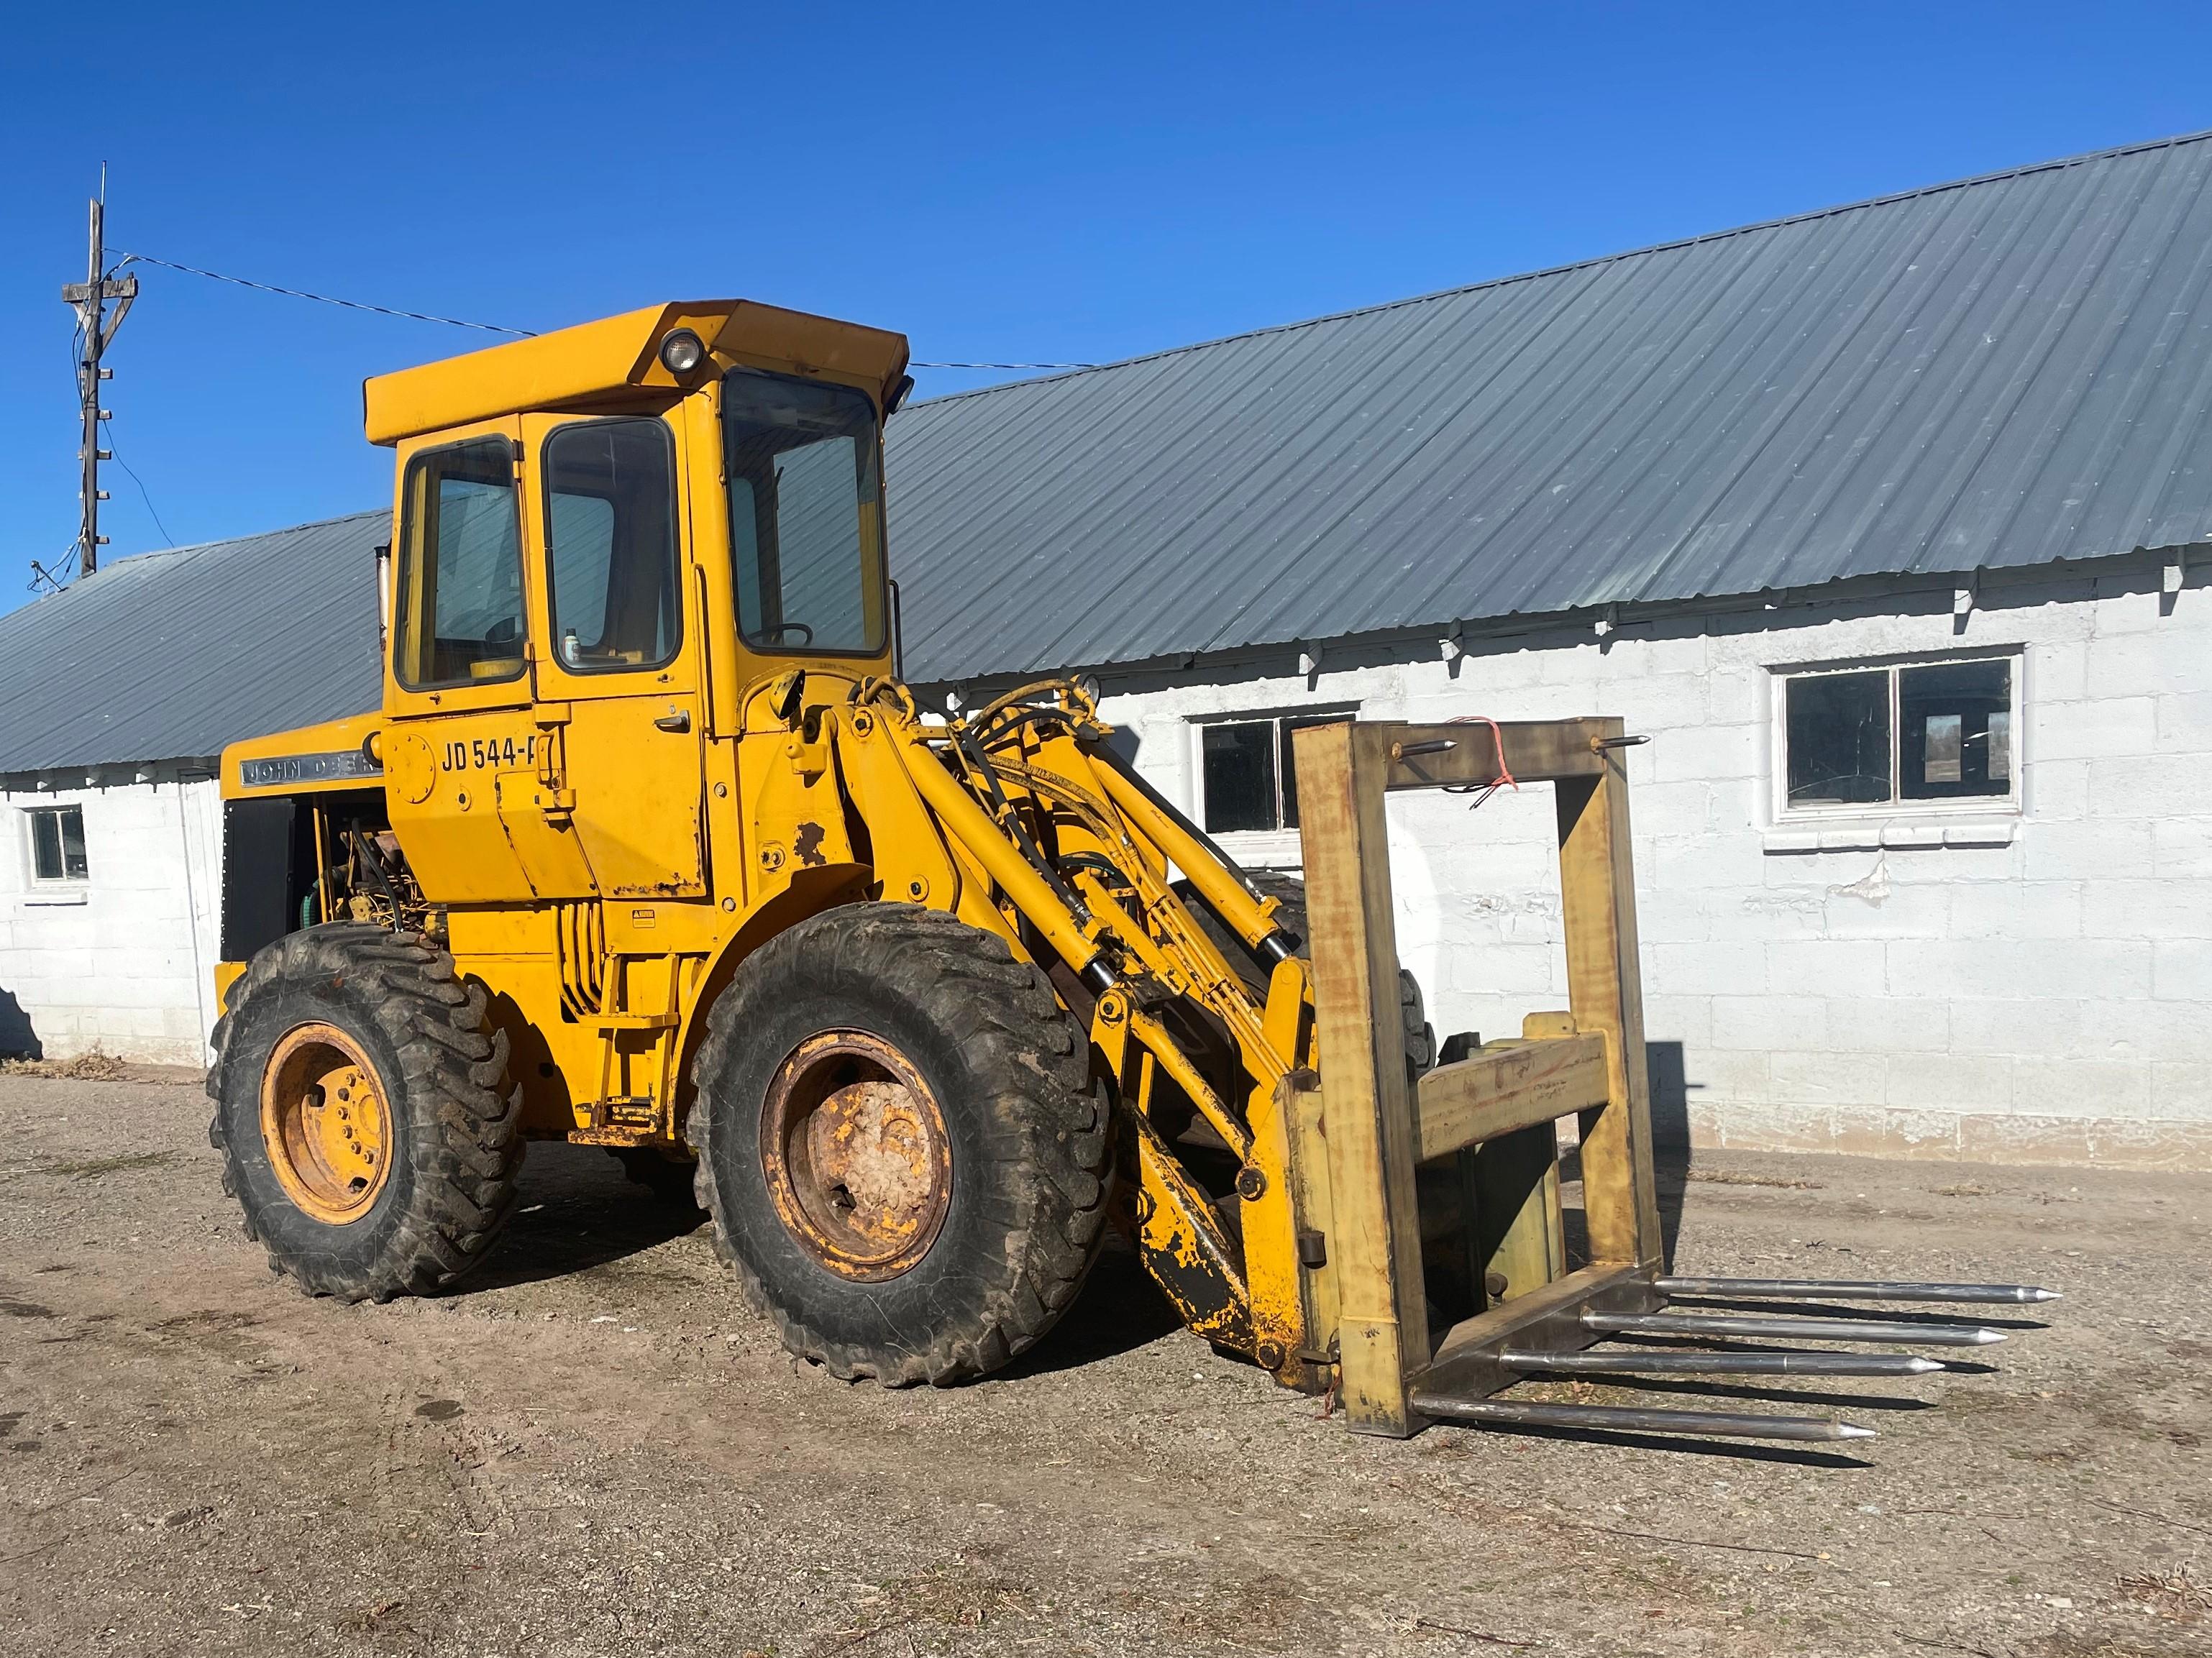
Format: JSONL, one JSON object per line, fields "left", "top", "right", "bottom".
{"left": 360, "top": 301, "right": 908, "bottom": 917}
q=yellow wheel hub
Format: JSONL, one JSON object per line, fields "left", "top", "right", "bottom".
{"left": 260, "top": 1022, "right": 394, "bottom": 1224}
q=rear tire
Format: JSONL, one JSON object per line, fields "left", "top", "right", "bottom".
{"left": 206, "top": 925, "right": 524, "bottom": 1302}
{"left": 691, "top": 904, "right": 1110, "bottom": 1385}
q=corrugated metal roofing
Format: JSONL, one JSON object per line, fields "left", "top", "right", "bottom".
{"left": 9, "top": 131, "right": 2211, "bottom": 771}
{"left": 887, "top": 130, "right": 2212, "bottom": 681}
{"left": 0, "top": 513, "right": 384, "bottom": 774}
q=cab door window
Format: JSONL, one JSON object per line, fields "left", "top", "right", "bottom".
{"left": 394, "top": 439, "right": 526, "bottom": 688}
{"left": 542, "top": 418, "right": 682, "bottom": 673}
{"left": 723, "top": 368, "right": 885, "bottom": 654}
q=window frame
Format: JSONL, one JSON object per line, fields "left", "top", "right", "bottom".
{"left": 536, "top": 415, "right": 685, "bottom": 679}
{"left": 720, "top": 368, "right": 890, "bottom": 661}
{"left": 390, "top": 433, "right": 530, "bottom": 694}
{"left": 1189, "top": 705, "right": 1360, "bottom": 845}
{"left": 1769, "top": 649, "right": 2023, "bottom": 823}
{"left": 25, "top": 804, "right": 88, "bottom": 887}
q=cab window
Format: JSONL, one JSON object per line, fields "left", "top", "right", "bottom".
{"left": 724, "top": 368, "right": 885, "bottom": 654}
{"left": 394, "top": 439, "right": 526, "bottom": 688}
{"left": 542, "top": 419, "right": 680, "bottom": 673}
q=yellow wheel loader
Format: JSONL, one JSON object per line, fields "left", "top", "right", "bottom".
{"left": 209, "top": 301, "right": 2054, "bottom": 1443}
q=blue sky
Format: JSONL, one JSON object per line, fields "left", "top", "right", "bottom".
{"left": 4, "top": 1, "right": 2210, "bottom": 614}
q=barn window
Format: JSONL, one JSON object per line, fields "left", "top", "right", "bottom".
{"left": 27, "top": 806, "right": 88, "bottom": 883}
{"left": 1780, "top": 658, "right": 2014, "bottom": 811}
{"left": 1198, "top": 712, "right": 1353, "bottom": 833}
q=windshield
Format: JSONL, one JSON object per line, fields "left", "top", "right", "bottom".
{"left": 723, "top": 367, "right": 885, "bottom": 654}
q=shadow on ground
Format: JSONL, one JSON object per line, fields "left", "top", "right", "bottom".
{"left": 459, "top": 1142, "right": 708, "bottom": 1293}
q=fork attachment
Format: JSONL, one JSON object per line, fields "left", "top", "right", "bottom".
{"left": 1290, "top": 718, "right": 2058, "bottom": 1447}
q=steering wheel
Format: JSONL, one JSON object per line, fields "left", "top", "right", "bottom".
{"left": 759, "top": 622, "right": 815, "bottom": 645}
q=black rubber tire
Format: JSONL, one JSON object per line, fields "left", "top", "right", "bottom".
{"left": 610, "top": 1147, "right": 706, "bottom": 1214}
{"left": 206, "top": 924, "right": 524, "bottom": 1302}
{"left": 690, "top": 904, "right": 1111, "bottom": 1386}
{"left": 1173, "top": 871, "right": 1435, "bottom": 1075}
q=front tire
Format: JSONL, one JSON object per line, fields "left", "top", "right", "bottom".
{"left": 207, "top": 925, "right": 524, "bottom": 1301}
{"left": 691, "top": 904, "right": 1110, "bottom": 1385}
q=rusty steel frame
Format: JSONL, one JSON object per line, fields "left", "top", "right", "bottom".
{"left": 1292, "top": 717, "right": 1666, "bottom": 1437}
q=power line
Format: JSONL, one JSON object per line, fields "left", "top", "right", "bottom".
{"left": 112, "top": 252, "right": 536, "bottom": 336}
{"left": 99, "top": 419, "right": 175, "bottom": 546}
{"left": 120, "top": 252, "right": 1096, "bottom": 367}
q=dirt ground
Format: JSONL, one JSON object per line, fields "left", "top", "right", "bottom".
{"left": 1, "top": 1071, "right": 2206, "bottom": 1658}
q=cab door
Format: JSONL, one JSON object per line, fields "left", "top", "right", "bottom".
{"left": 520, "top": 412, "right": 706, "bottom": 901}
{"left": 381, "top": 420, "right": 547, "bottom": 904}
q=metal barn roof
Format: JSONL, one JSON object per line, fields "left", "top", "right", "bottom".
{"left": 887, "top": 129, "right": 2212, "bottom": 681}
{"left": 0, "top": 513, "right": 385, "bottom": 775}
{"left": 6, "top": 130, "right": 2211, "bottom": 771}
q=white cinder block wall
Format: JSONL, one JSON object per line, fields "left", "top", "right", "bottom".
{"left": 1094, "top": 569, "right": 2211, "bottom": 1170}
{"left": 0, "top": 771, "right": 222, "bottom": 1067}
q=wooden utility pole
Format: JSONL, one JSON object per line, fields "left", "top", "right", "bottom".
{"left": 60, "top": 187, "right": 137, "bottom": 579}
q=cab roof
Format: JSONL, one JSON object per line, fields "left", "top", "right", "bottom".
{"left": 361, "top": 299, "right": 910, "bottom": 446}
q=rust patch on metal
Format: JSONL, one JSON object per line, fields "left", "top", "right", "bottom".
{"left": 759, "top": 1030, "right": 951, "bottom": 1281}
{"left": 792, "top": 821, "right": 829, "bottom": 868}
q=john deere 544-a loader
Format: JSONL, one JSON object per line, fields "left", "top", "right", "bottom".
{"left": 210, "top": 301, "right": 2053, "bottom": 1444}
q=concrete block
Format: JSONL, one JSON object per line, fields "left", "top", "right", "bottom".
{"left": 1884, "top": 1052, "right": 2015, "bottom": 1111}
{"left": 1649, "top": 835, "right": 1768, "bottom": 892}
{"left": 1958, "top": 1112, "right": 2096, "bottom": 1166}
{"left": 1688, "top": 1096, "right": 1837, "bottom": 1152}
{"left": 1873, "top": 1108, "right": 1966, "bottom": 1160}
{"left": 2077, "top": 997, "right": 2212, "bottom": 1063}
{"left": 2030, "top": 695, "right": 2158, "bottom": 760}
{"left": 1947, "top": 880, "right": 2082, "bottom": 940}
{"left": 2078, "top": 1115, "right": 2212, "bottom": 1168}
{"left": 1770, "top": 1050, "right": 1885, "bottom": 1109}
{"left": 1642, "top": 993, "right": 1712, "bottom": 1048}
{"left": 1824, "top": 995, "right": 1950, "bottom": 1053}
{"left": 1767, "top": 938, "right": 1886, "bottom": 996}
{"left": 2024, "top": 759, "right": 2090, "bottom": 821}
{"left": 1630, "top": 779, "right": 1715, "bottom": 840}
{"left": 1702, "top": 669, "right": 1767, "bottom": 726}
{"left": 1709, "top": 890, "right": 1832, "bottom": 942}
{"left": 1651, "top": 723, "right": 1761, "bottom": 784}
{"left": 2027, "top": 637, "right": 2090, "bottom": 703}
{"left": 1885, "top": 938, "right": 2152, "bottom": 1001}
{"left": 2153, "top": 816, "right": 2212, "bottom": 879}
{"left": 2152, "top": 939, "right": 2212, "bottom": 1001}
{"left": 2150, "top": 1063, "right": 2212, "bottom": 1121}
{"left": 1711, "top": 994, "right": 1827, "bottom": 1052}
{"left": 2154, "top": 690, "right": 2212, "bottom": 753}
{"left": 2081, "top": 878, "right": 2212, "bottom": 940}
{"left": 2024, "top": 818, "right": 2152, "bottom": 882}
{"left": 1683, "top": 1048, "right": 1772, "bottom": 1103}
{"left": 2013, "top": 1058, "right": 2151, "bottom": 1119}
{"left": 1650, "top": 940, "right": 1768, "bottom": 996}
{"left": 1948, "top": 997, "right": 2085, "bottom": 1058}
{"left": 1447, "top": 944, "right": 1557, "bottom": 995}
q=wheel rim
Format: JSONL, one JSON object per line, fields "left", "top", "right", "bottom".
{"left": 259, "top": 1022, "right": 394, "bottom": 1224}
{"left": 759, "top": 1030, "right": 952, "bottom": 1281}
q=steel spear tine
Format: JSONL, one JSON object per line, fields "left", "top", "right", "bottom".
{"left": 1655, "top": 1275, "right": 2060, "bottom": 1305}
{"left": 1409, "top": 1395, "right": 1876, "bottom": 1442}
{"left": 1501, "top": 1347, "right": 1944, "bottom": 1377}
{"left": 1584, "top": 1311, "right": 2006, "bottom": 1347}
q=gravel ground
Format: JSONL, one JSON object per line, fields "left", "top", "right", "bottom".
{"left": 1, "top": 1070, "right": 2206, "bottom": 1657}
